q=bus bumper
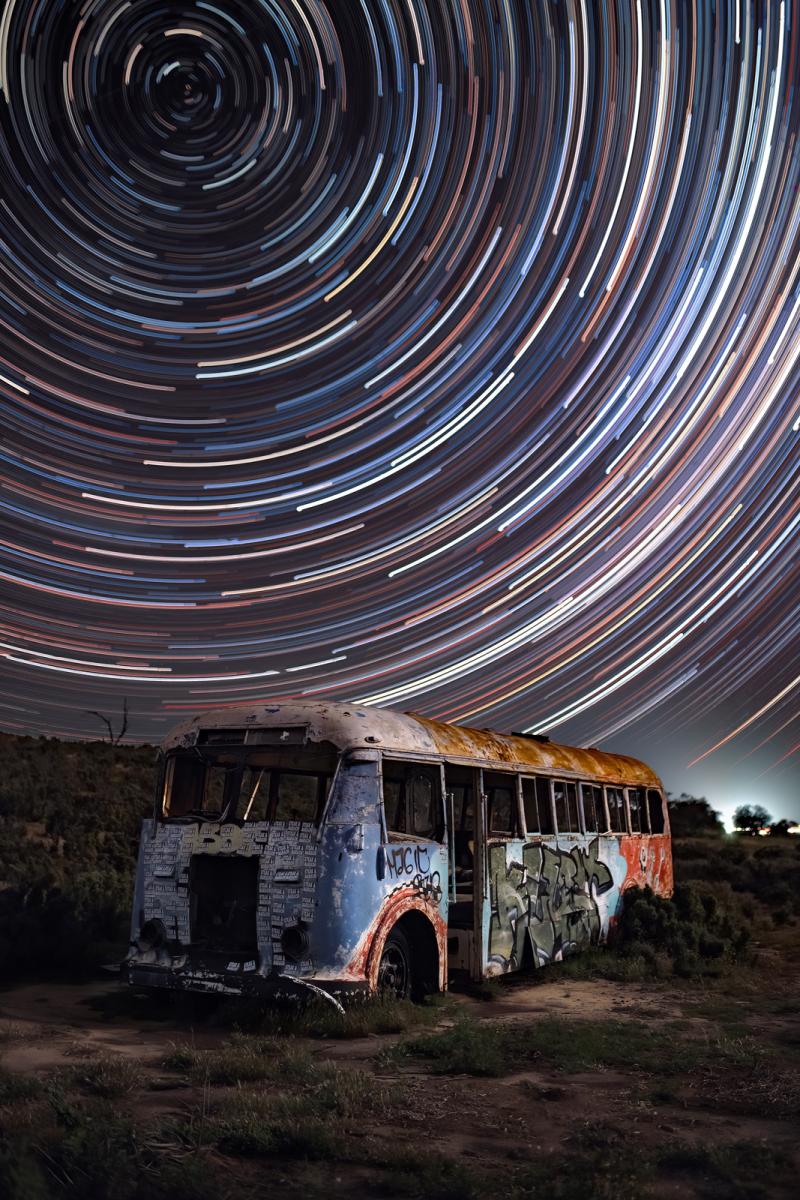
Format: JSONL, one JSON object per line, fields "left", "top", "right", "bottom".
{"left": 124, "top": 962, "right": 367, "bottom": 1003}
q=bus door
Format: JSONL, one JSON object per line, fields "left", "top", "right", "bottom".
{"left": 481, "top": 771, "right": 527, "bottom": 976}
{"left": 443, "top": 765, "right": 483, "bottom": 978}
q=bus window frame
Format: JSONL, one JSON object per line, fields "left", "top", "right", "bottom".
{"left": 515, "top": 775, "right": 524, "bottom": 839}
{"left": 646, "top": 787, "right": 666, "bottom": 835}
{"left": 551, "top": 777, "right": 581, "bottom": 837}
{"left": 579, "top": 781, "right": 606, "bottom": 835}
{"left": 604, "top": 785, "right": 628, "bottom": 834}
{"left": 379, "top": 754, "right": 447, "bottom": 845}
{"left": 520, "top": 773, "right": 556, "bottom": 838}
{"left": 483, "top": 769, "right": 520, "bottom": 839}
{"left": 626, "top": 786, "right": 646, "bottom": 835}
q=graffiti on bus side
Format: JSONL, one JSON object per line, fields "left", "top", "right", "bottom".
{"left": 384, "top": 843, "right": 444, "bottom": 904}
{"left": 489, "top": 839, "right": 615, "bottom": 970}
{"left": 385, "top": 843, "right": 431, "bottom": 879}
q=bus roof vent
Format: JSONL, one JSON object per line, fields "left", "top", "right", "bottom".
{"left": 197, "top": 726, "right": 308, "bottom": 746}
{"left": 198, "top": 728, "right": 247, "bottom": 744}
{"left": 511, "top": 731, "right": 550, "bottom": 743}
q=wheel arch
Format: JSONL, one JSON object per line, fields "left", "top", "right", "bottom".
{"left": 365, "top": 893, "right": 446, "bottom": 996}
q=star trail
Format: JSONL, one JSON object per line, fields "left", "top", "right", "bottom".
{"left": 1, "top": 0, "right": 799, "bottom": 820}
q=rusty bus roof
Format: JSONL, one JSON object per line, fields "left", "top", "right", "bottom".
{"left": 162, "top": 700, "right": 662, "bottom": 790}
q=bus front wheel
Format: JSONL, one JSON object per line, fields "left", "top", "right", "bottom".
{"left": 377, "top": 927, "right": 412, "bottom": 999}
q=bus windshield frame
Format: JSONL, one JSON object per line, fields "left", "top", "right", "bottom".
{"left": 160, "top": 745, "right": 339, "bottom": 826}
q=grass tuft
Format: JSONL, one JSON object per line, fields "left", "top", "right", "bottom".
{"left": 368, "top": 1146, "right": 485, "bottom": 1198}
{"left": 170, "top": 1056, "right": 385, "bottom": 1164}
{"left": 216, "top": 992, "right": 446, "bottom": 1039}
{"left": 0, "top": 1066, "right": 43, "bottom": 1106}
{"left": 161, "top": 1037, "right": 300, "bottom": 1085}
{"left": 58, "top": 1054, "right": 140, "bottom": 1099}
{"left": 386, "top": 1014, "right": 771, "bottom": 1079}
{"left": 658, "top": 1138, "right": 794, "bottom": 1199}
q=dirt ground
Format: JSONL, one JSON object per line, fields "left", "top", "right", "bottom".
{"left": 2, "top": 937, "right": 799, "bottom": 1199}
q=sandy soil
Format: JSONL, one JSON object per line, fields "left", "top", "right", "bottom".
{"left": 1, "top": 948, "right": 798, "bottom": 1198}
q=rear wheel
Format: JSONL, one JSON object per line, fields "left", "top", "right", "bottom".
{"left": 377, "top": 927, "right": 412, "bottom": 999}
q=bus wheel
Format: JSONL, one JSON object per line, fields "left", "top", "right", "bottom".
{"left": 377, "top": 927, "right": 412, "bottom": 999}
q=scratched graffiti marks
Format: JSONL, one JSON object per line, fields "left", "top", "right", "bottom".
{"left": 489, "top": 839, "right": 614, "bottom": 970}
{"left": 384, "top": 842, "right": 443, "bottom": 904}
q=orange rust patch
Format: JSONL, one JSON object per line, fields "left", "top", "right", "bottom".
{"left": 619, "top": 834, "right": 674, "bottom": 897}
{"left": 345, "top": 889, "right": 447, "bottom": 993}
{"left": 410, "top": 714, "right": 662, "bottom": 788}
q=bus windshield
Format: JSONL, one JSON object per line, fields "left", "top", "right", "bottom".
{"left": 161, "top": 747, "right": 337, "bottom": 824}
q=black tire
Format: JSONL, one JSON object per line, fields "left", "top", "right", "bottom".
{"left": 377, "top": 927, "right": 412, "bottom": 999}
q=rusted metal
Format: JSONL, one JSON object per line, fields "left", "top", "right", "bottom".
{"left": 162, "top": 699, "right": 663, "bottom": 788}
{"left": 128, "top": 699, "right": 670, "bottom": 1001}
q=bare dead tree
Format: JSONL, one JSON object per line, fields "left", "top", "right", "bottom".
{"left": 86, "top": 698, "right": 129, "bottom": 744}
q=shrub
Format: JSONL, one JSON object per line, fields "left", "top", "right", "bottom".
{"left": 0, "top": 1135, "right": 49, "bottom": 1200}
{"left": 616, "top": 884, "right": 750, "bottom": 976}
{"left": 673, "top": 837, "right": 800, "bottom": 918}
{"left": 0, "top": 1067, "right": 43, "bottom": 1106}
{"left": 0, "top": 733, "right": 156, "bottom": 982}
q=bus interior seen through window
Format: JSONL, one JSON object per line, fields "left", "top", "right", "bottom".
{"left": 628, "top": 787, "right": 645, "bottom": 833}
{"left": 606, "top": 787, "right": 627, "bottom": 833}
{"left": 581, "top": 783, "right": 605, "bottom": 833}
{"left": 445, "top": 765, "right": 475, "bottom": 885}
{"left": 553, "top": 780, "right": 580, "bottom": 834}
{"left": 485, "top": 771, "right": 517, "bottom": 836}
{"left": 162, "top": 752, "right": 333, "bottom": 823}
{"left": 384, "top": 760, "right": 443, "bottom": 841}
{"left": 521, "top": 776, "right": 554, "bottom": 835}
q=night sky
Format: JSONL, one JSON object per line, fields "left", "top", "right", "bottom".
{"left": 1, "top": 1, "right": 799, "bottom": 826}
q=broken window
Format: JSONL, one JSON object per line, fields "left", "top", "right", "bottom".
{"left": 272, "top": 771, "right": 328, "bottom": 822}
{"left": 162, "top": 753, "right": 237, "bottom": 820}
{"left": 606, "top": 786, "right": 627, "bottom": 833}
{"left": 383, "top": 761, "right": 443, "bottom": 841}
{"left": 522, "top": 776, "right": 554, "bottom": 835}
{"left": 581, "top": 783, "right": 605, "bottom": 833}
{"left": 647, "top": 788, "right": 665, "bottom": 833}
{"left": 553, "top": 780, "right": 580, "bottom": 834}
{"left": 162, "top": 750, "right": 333, "bottom": 824}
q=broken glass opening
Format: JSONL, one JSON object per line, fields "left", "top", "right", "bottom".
{"left": 161, "top": 742, "right": 337, "bottom": 824}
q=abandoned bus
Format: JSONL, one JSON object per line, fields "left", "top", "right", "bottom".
{"left": 126, "top": 701, "right": 672, "bottom": 999}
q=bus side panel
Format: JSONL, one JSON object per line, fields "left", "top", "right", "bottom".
{"left": 486, "top": 835, "right": 630, "bottom": 975}
{"left": 310, "top": 820, "right": 385, "bottom": 982}
{"left": 311, "top": 826, "right": 449, "bottom": 987}
{"left": 618, "top": 833, "right": 674, "bottom": 898}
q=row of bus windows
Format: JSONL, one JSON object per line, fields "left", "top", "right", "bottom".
{"left": 521, "top": 777, "right": 664, "bottom": 837}
{"left": 383, "top": 759, "right": 666, "bottom": 842}
{"left": 163, "top": 753, "right": 665, "bottom": 840}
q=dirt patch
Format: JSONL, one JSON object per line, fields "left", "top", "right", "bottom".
{"left": 1, "top": 951, "right": 798, "bottom": 1199}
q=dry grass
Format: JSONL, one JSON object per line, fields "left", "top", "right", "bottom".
{"left": 57, "top": 1054, "right": 140, "bottom": 1099}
